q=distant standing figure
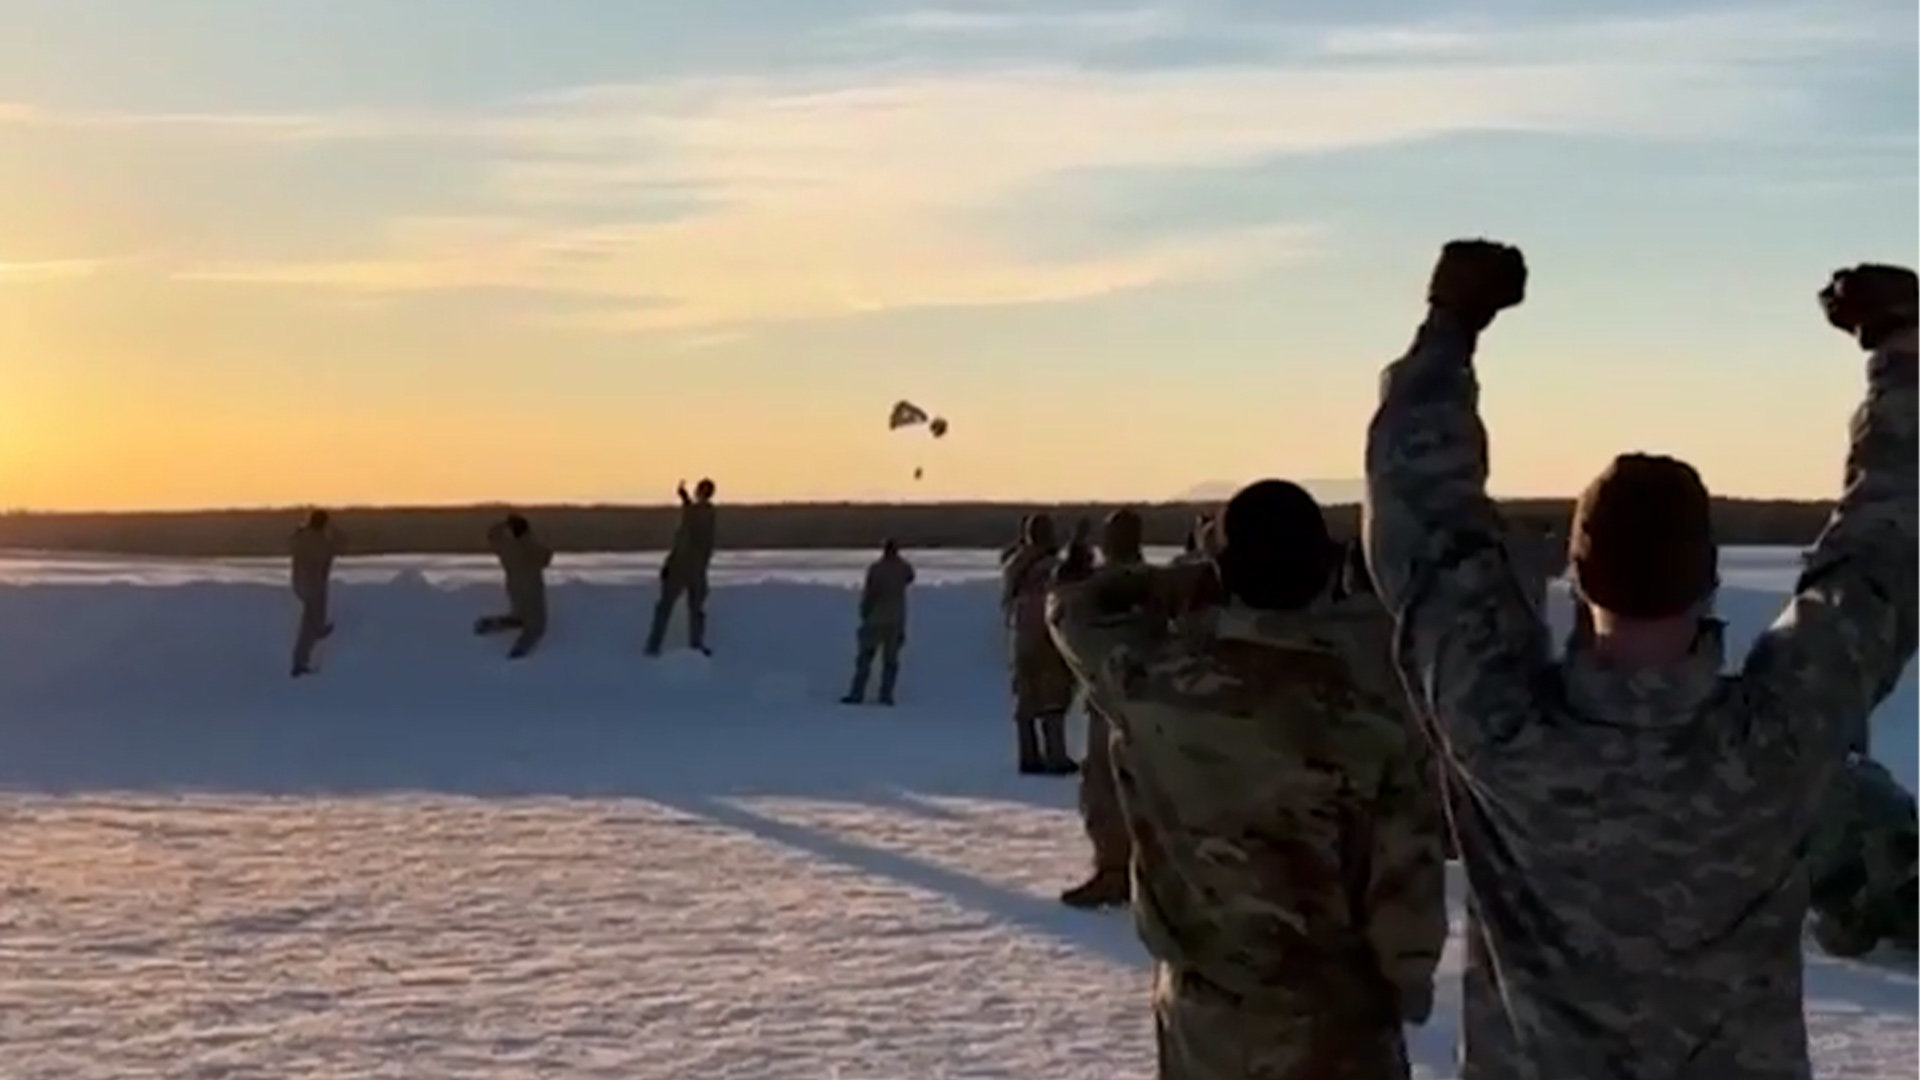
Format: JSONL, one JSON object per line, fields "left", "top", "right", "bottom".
{"left": 1002, "top": 513, "right": 1077, "bottom": 775}
{"left": 474, "top": 513, "right": 552, "bottom": 659}
{"left": 289, "top": 509, "right": 344, "bottom": 677}
{"left": 843, "top": 539, "right": 916, "bottom": 705}
{"left": 647, "top": 478, "right": 718, "bottom": 656}
{"left": 1058, "top": 508, "right": 1145, "bottom": 909}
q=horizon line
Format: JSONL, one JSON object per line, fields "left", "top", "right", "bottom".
{"left": 0, "top": 494, "right": 1839, "bottom": 517}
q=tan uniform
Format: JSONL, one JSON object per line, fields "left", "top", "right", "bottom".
{"left": 1049, "top": 566, "right": 1447, "bottom": 1079}
{"left": 1003, "top": 543, "right": 1076, "bottom": 770}
{"left": 289, "top": 525, "right": 343, "bottom": 673}
{"left": 1076, "top": 550, "right": 1145, "bottom": 876}
{"left": 846, "top": 553, "right": 915, "bottom": 702}
{"left": 648, "top": 499, "right": 717, "bottom": 653}
{"left": 476, "top": 525, "right": 552, "bottom": 658}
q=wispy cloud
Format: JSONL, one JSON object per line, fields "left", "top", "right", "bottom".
{"left": 0, "top": 258, "right": 110, "bottom": 282}
{"left": 9, "top": 0, "right": 1900, "bottom": 331}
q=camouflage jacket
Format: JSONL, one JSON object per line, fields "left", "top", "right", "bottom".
{"left": 1002, "top": 545, "right": 1061, "bottom": 654}
{"left": 1047, "top": 566, "right": 1447, "bottom": 1022}
{"left": 1363, "top": 313, "right": 1918, "bottom": 1079}
{"left": 489, "top": 526, "right": 553, "bottom": 617}
{"left": 289, "top": 525, "right": 343, "bottom": 601}
{"left": 668, "top": 501, "right": 717, "bottom": 576}
{"left": 859, "top": 554, "right": 916, "bottom": 632}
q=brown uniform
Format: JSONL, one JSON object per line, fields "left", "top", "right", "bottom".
{"left": 1003, "top": 543, "right": 1076, "bottom": 772}
{"left": 846, "top": 551, "right": 916, "bottom": 703}
{"left": 476, "top": 523, "right": 552, "bottom": 658}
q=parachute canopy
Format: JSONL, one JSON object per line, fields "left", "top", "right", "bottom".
{"left": 889, "top": 399, "right": 949, "bottom": 481}
{"left": 889, "top": 400, "right": 930, "bottom": 430}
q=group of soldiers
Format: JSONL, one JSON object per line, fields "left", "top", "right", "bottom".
{"left": 277, "top": 243, "right": 1919, "bottom": 1078}
{"left": 287, "top": 479, "right": 721, "bottom": 676}
{"left": 1006, "top": 243, "right": 1917, "bottom": 1079}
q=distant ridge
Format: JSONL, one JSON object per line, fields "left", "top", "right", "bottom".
{"left": 0, "top": 498, "right": 1836, "bottom": 558}
{"left": 1176, "top": 479, "right": 1365, "bottom": 506}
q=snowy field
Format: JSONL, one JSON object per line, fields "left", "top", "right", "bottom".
{"left": 0, "top": 546, "right": 1911, "bottom": 1079}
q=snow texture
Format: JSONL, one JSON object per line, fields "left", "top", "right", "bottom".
{"left": 0, "top": 546, "right": 1910, "bottom": 1079}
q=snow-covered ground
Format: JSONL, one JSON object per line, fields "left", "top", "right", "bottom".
{"left": 0, "top": 546, "right": 1911, "bottom": 1079}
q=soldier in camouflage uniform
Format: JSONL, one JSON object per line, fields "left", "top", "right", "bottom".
{"left": 1363, "top": 241, "right": 1917, "bottom": 1079}
{"left": 475, "top": 513, "right": 553, "bottom": 660}
{"left": 843, "top": 539, "right": 916, "bottom": 706}
{"left": 647, "top": 478, "right": 718, "bottom": 656}
{"left": 1057, "top": 508, "right": 1147, "bottom": 909}
{"left": 1049, "top": 480, "right": 1446, "bottom": 1080}
{"left": 1806, "top": 753, "right": 1918, "bottom": 958}
{"left": 289, "top": 509, "right": 345, "bottom": 678}
{"left": 1003, "top": 513, "right": 1078, "bottom": 775}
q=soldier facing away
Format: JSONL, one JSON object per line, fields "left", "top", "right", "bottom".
{"left": 647, "top": 478, "right": 718, "bottom": 656}
{"left": 474, "top": 513, "right": 552, "bottom": 659}
{"left": 1048, "top": 480, "right": 1447, "bottom": 1080}
{"left": 1362, "top": 241, "right": 1917, "bottom": 1079}
{"left": 1001, "top": 513, "right": 1078, "bottom": 775}
{"left": 843, "top": 538, "right": 916, "bottom": 706}
{"left": 289, "top": 509, "right": 345, "bottom": 677}
{"left": 1057, "top": 508, "right": 1146, "bottom": 910}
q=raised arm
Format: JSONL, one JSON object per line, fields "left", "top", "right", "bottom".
{"left": 1745, "top": 266, "right": 1918, "bottom": 757}
{"left": 1362, "top": 241, "right": 1550, "bottom": 758}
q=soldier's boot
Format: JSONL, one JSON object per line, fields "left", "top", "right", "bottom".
{"left": 1060, "top": 867, "right": 1130, "bottom": 909}
{"left": 1016, "top": 718, "right": 1044, "bottom": 774}
{"left": 643, "top": 600, "right": 672, "bottom": 657}
{"left": 843, "top": 648, "right": 873, "bottom": 705}
{"left": 688, "top": 599, "right": 711, "bottom": 656}
{"left": 1039, "top": 713, "right": 1078, "bottom": 776}
{"left": 877, "top": 654, "right": 899, "bottom": 706}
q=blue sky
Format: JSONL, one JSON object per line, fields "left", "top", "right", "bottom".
{"left": 0, "top": 0, "right": 1913, "bottom": 509}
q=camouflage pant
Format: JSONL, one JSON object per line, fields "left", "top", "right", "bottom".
{"left": 849, "top": 623, "right": 904, "bottom": 700}
{"left": 648, "top": 568, "right": 709, "bottom": 652}
{"left": 1011, "top": 642, "right": 1075, "bottom": 720}
{"left": 291, "top": 593, "right": 332, "bottom": 671}
{"left": 1080, "top": 705, "right": 1131, "bottom": 872}
{"left": 1154, "top": 965, "right": 1410, "bottom": 1080}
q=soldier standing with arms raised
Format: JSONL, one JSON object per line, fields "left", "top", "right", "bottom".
{"left": 1363, "top": 241, "right": 1916, "bottom": 1078}
{"left": 647, "top": 478, "right": 718, "bottom": 657}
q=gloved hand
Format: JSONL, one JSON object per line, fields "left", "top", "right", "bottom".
{"left": 1428, "top": 239, "right": 1527, "bottom": 331}
{"left": 1820, "top": 264, "right": 1917, "bottom": 349}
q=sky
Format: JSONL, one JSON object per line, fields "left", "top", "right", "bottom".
{"left": 0, "top": 0, "right": 1913, "bottom": 510}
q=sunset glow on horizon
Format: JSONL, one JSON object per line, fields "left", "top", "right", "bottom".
{"left": 1, "top": 0, "right": 1913, "bottom": 512}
